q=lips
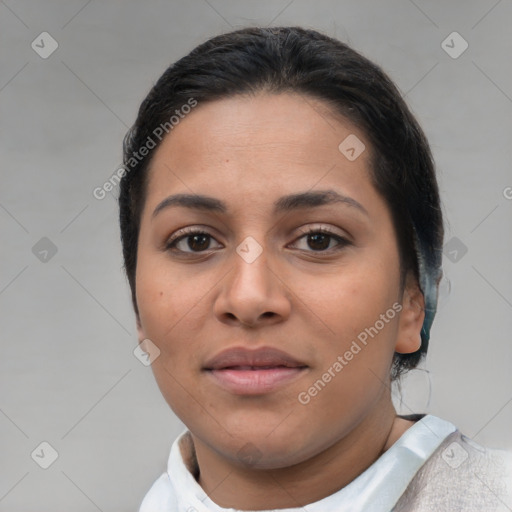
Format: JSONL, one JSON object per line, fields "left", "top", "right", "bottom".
{"left": 203, "top": 347, "right": 307, "bottom": 371}
{"left": 203, "top": 347, "right": 308, "bottom": 395}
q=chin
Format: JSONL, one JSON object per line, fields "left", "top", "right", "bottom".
{"left": 227, "top": 437, "right": 310, "bottom": 470}
{"left": 209, "top": 422, "right": 316, "bottom": 470}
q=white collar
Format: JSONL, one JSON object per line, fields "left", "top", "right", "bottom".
{"left": 164, "top": 415, "right": 457, "bottom": 512}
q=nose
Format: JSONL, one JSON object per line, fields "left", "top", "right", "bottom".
{"left": 213, "top": 241, "right": 291, "bottom": 328}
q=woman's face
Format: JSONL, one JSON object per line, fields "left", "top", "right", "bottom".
{"left": 135, "top": 93, "right": 424, "bottom": 468}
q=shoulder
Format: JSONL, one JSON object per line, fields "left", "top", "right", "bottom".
{"left": 394, "top": 429, "right": 512, "bottom": 511}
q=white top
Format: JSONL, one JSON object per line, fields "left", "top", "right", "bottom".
{"left": 139, "top": 415, "right": 512, "bottom": 511}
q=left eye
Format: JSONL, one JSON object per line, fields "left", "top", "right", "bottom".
{"left": 291, "top": 228, "right": 349, "bottom": 252}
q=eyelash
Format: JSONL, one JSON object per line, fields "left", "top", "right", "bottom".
{"left": 164, "top": 226, "right": 350, "bottom": 255}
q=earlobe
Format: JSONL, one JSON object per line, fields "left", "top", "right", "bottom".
{"left": 395, "top": 276, "right": 425, "bottom": 354}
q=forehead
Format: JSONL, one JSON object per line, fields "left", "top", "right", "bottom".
{"left": 144, "top": 93, "right": 379, "bottom": 216}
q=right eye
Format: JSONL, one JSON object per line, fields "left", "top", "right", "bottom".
{"left": 165, "top": 227, "right": 223, "bottom": 254}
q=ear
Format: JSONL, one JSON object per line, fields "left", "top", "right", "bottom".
{"left": 395, "top": 273, "right": 425, "bottom": 354}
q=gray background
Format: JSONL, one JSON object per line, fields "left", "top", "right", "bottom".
{"left": 1, "top": 1, "right": 511, "bottom": 510}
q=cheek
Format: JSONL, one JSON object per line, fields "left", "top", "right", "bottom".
{"left": 135, "top": 262, "right": 211, "bottom": 413}
{"left": 291, "top": 258, "right": 401, "bottom": 403}
{"left": 135, "top": 258, "right": 208, "bottom": 353}
{"left": 295, "top": 261, "right": 399, "bottom": 340}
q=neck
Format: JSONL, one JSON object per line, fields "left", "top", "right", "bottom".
{"left": 191, "top": 401, "right": 414, "bottom": 510}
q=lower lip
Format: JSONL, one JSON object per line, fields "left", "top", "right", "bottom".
{"left": 206, "top": 367, "right": 307, "bottom": 395}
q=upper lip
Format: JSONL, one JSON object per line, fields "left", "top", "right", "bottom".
{"left": 203, "top": 347, "right": 308, "bottom": 370}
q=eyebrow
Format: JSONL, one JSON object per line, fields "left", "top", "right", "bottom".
{"left": 152, "top": 189, "right": 368, "bottom": 219}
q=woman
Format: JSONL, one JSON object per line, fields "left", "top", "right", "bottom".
{"left": 119, "top": 26, "right": 512, "bottom": 511}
